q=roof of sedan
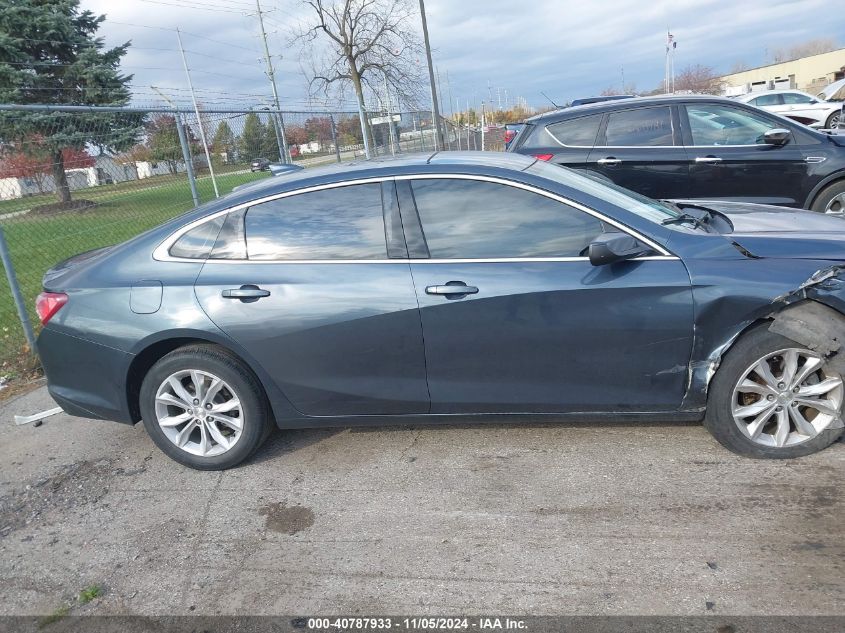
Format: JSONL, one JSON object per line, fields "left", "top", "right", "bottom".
{"left": 223, "top": 151, "right": 537, "bottom": 205}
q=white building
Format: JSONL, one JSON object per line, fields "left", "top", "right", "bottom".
{"left": 0, "top": 155, "right": 138, "bottom": 201}
{"left": 721, "top": 48, "right": 845, "bottom": 96}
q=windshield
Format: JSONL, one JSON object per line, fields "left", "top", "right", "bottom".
{"left": 526, "top": 160, "right": 681, "bottom": 224}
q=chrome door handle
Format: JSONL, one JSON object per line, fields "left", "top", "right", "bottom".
{"left": 597, "top": 157, "right": 622, "bottom": 166}
{"left": 222, "top": 285, "right": 271, "bottom": 300}
{"left": 695, "top": 156, "right": 723, "bottom": 164}
{"left": 425, "top": 282, "right": 479, "bottom": 296}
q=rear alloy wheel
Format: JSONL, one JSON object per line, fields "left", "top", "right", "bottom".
{"left": 705, "top": 325, "right": 844, "bottom": 458}
{"left": 810, "top": 180, "right": 845, "bottom": 216}
{"left": 140, "top": 344, "right": 274, "bottom": 469}
{"left": 154, "top": 369, "right": 244, "bottom": 457}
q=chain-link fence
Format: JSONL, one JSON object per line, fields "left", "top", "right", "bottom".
{"left": 0, "top": 103, "right": 503, "bottom": 377}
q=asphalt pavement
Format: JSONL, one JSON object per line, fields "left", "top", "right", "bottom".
{"left": 1, "top": 383, "right": 843, "bottom": 617}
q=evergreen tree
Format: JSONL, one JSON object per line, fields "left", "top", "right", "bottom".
{"left": 238, "top": 113, "right": 265, "bottom": 161}
{"left": 212, "top": 120, "right": 236, "bottom": 163}
{"left": 0, "top": 0, "right": 142, "bottom": 205}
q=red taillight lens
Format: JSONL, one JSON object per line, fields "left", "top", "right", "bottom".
{"left": 35, "top": 292, "right": 68, "bottom": 325}
{"left": 533, "top": 153, "right": 554, "bottom": 162}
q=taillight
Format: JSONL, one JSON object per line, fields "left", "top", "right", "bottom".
{"left": 35, "top": 292, "right": 68, "bottom": 325}
{"left": 533, "top": 153, "right": 554, "bottom": 162}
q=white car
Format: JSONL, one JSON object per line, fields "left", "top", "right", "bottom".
{"left": 818, "top": 78, "right": 845, "bottom": 103}
{"left": 737, "top": 89, "right": 842, "bottom": 129}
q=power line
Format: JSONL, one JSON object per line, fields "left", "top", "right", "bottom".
{"left": 136, "top": 0, "right": 249, "bottom": 15}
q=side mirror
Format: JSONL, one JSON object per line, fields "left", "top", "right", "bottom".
{"left": 588, "top": 232, "right": 652, "bottom": 266}
{"left": 809, "top": 99, "right": 819, "bottom": 104}
{"left": 763, "top": 128, "right": 791, "bottom": 146}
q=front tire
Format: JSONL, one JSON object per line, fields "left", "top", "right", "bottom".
{"left": 704, "top": 324, "right": 844, "bottom": 458}
{"left": 140, "top": 344, "right": 274, "bottom": 470}
{"left": 810, "top": 180, "right": 845, "bottom": 216}
{"left": 825, "top": 110, "right": 840, "bottom": 130}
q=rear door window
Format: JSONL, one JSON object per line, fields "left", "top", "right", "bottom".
{"left": 600, "top": 107, "right": 674, "bottom": 146}
{"left": 243, "top": 184, "right": 387, "bottom": 260}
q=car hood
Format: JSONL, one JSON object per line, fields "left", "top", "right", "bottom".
{"left": 671, "top": 199, "right": 845, "bottom": 260}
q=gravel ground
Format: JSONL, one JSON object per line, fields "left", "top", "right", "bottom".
{"left": 0, "top": 385, "right": 843, "bottom": 618}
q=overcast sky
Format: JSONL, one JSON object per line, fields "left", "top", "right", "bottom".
{"left": 80, "top": 0, "right": 844, "bottom": 113}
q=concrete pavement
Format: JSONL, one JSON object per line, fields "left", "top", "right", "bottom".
{"left": 1, "top": 384, "right": 843, "bottom": 616}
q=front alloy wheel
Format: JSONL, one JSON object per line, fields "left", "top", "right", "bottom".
{"left": 824, "top": 192, "right": 845, "bottom": 216}
{"left": 155, "top": 369, "right": 244, "bottom": 457}
{"left": 732, "top": 348, "right": 844, "bottom": 448}
{"left": 705, "top": 324, "right": 845, "bottom": 458}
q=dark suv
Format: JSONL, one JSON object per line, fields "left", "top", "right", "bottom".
{"left": 509, "top": 95, "right": 845, "bottom": 214}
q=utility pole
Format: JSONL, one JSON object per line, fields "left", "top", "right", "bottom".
{"left": 176, "top": 28, "right": 219, "bottom": 198}
{"left": 256, "top": 0, "right": 290, "bottom": 163}
{"left": 418, "top": 0, "right": 444, "bottom": 150}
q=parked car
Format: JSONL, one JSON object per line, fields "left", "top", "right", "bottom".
{"left": 818, "top": 78, "right": 845, "bottom": 104}
{"left": 509, "top": 94, "right": 845, "bottom": 214}
{"left": 37, "top": 152, "right": 845, "bottom": 469}
{"left": 250, "top": 157, "right": 271, "bottom": 172}
{"left": 503, "top": 123, "right": 524, "bottom": 148}
{"left": 736, "top": 90, "right": 842, "bottom": 130}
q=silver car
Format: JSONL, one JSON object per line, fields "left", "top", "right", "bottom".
{"left": 738, "top": 89, "right": 842, "bottom": 130}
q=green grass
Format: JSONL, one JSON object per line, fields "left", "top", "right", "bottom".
{"left": 78, "top": 585, "right": 103, "bottom": 604}
{"left": 0, "top": 168, "right": 270, "bottom": 368}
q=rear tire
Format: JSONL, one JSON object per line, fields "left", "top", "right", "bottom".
{"left": 704, "top": 324, "right": 844, "bottom": 459}
{"left": 140, "top": 344, "right": 274, "bottom": 470}
{"left": 825, "top": 110, "right": 841, "bottom": 130}
{"left": 810, "top": 180, "right": 845, "bottom": 216}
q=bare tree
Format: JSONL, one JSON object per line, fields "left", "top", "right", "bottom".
{"left": 771, "top": 38, "right": 838, "bottom": 63}
{"left": 674, "top": 64, "right": 723, "bottom": 95}
{"left": 729, "top": 60, "right": 749, "bottom": 74}
{"left": 600, "top": 83, "right": 637, "bottom": 97}
{"left": 294, "top": 0, "right": 424, "bottom": 149}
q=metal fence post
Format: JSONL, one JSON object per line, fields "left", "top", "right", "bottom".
{"left": 174, "top": 112, "right": 200, "bottom": 208}
{"left": 0, "top": 228, "right": 37, "bottom": 355}
{"left": 329, "top": 115, "right": 342, "bottom": 163}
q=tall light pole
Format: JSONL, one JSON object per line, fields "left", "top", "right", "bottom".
{"left": 256, "top": 0, "right": 290, "bottom": 163}
{"left": 418, "top": 0, "right": 444, "bottom": 150}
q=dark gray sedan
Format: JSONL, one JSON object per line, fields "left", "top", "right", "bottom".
{"left": 37, "top": 153, "right": 845, "bottom": 469}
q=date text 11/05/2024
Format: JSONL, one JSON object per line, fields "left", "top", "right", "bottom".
{"left": 305, "top": 617, "right": 528, "bottom": 630}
